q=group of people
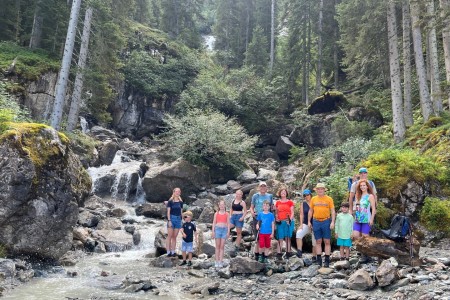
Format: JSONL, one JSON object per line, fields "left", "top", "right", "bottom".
{"left": 165, "top": 167, "right": 377, "bottom": 268}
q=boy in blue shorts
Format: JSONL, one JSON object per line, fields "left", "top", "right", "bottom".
{"left": 179, "top": 211, "right": 198, "bottom": 266}
{"left": 335, "top": 202, "right": 354, "bottom": 260}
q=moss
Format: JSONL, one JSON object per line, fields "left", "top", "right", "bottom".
{"left": 0, "top": 244, "right": 7, "bottom": 258}
{"left": 0, "top": 122, "right": 68, "bottom": 168}
{"left": 420, "top": 197, "right": 450, "bottom": 235}
{"left": 374, "top": 202, "right": 394, "bottom": 229}
{"left": 363, "top": 148, "right": 448, "bottom": 199}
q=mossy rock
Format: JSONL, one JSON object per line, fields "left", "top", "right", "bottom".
{"left": 307, "top": 91, "right": 348, "bottom": 115}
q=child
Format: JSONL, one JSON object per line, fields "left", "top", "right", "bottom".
{"left": 256, "top": 200, "right": 275, "bottom": 263}
{"left": 179, "top": 211, "right": 198, "bottom": 267}
{"left": 335, "top": 202, "right": 354, "bottom": 260}
{"left": 212, "top": 200, "right": 230, "bottom": 268}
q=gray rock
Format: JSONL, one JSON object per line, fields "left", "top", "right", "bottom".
{"left": 237, "top": 169, "right": 257, "bottom": 183}
{"left": 107, "top": 208, "right": 127, "bottom": 218}
{"left": 376, "top": 258, "right": 398, "bottom": 287}
{"left": 197, "top": 206, "right": 215, "bottom": 224}
{"left": 190, "top": 281, "right": 220, "bottom": 295}
{"left": 0, "top": 125, "right": 90, "bottom": 260}
{"left": 214, "top": 184, "right": 229, "bottom": 194}
{"left": 334, "top": 260, "right": 351, "bottom": 270}
{"left": 73, "top": 227, "right": 90, "bottom": 244}
{"left": 17, "top": 269, "right": 35, "bottom": 282}
{"left": 97, "top": 218, "right": 123, "bottom": 230}
{"left": 95, "top": 230, "right": 134, "bottom": 252}
{"left": 302, "top": 264, "right": 320, "bottom": 278}
{"left": 329, "top": 279, "right": 348, "bottom": 289}
{"left": 133, "top": 231, "right": 141, "bottom": 245}
{"left": 347, "top": 106, "right": 384, "bottom": 128}
{"left": 229, "top": 257, "right": 265, "bottom": 274}
{"left": 275, "top": 136, "right": 294, "bottom": 160}
{"left": 218, "top": 266, "right": 232, "bottom": 279}
{"left": 98, "top": 141, "right": 119, "bottom": 166}
{"left": 78, "top": 211, "right": 100, "bottom": 228}
{"left": 142, "top": 159, "right": 210, "bottom": 203}
{"left": 256, "top": 168, "right": 278, "bottom": 181}
{"left": 226, "top": 180, "right": 241, "bottom": 191}
{"left": 0, "top": 259, "right": 15, "bottom": 278}
{"left": 348, "top": 269, "right": 374, "bottom": 291}
{"left": 94, "top": 242, "right": 107, "bottom": 253}
{"left": 383, "top": 278, "right": 410, "bottom": 291}
{"left": 151, "top": 255, "right": 179, "bottom": 268}
{"left": 188, "top": 270, "right": 205, "bottom": 278}
{"left": 90, "top": 126, "right": 118, "bottom": 141}
{"left": 135, "top": 203, "right": 166, "bottom": 219}
{"left": 289, "top": 257, "right": 305, "bottom": 271}
{"left": 201, "top": 242, "right": 216, "bottom": 258}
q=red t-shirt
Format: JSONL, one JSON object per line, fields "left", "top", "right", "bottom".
{"left": 275, "top": 200, "right": 294, "bottom": 220}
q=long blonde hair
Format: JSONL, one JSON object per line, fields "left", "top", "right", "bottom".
{"left": 169, "top": 187, "right": 182, "bottom": 201}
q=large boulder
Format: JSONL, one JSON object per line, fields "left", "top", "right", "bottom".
{"left": 229, "top": 257, "right": 265, "bottom": 274}
{"left": 275, "top": 136, "right": 294, "bottom": 160}
{"left": 289, "top": 115, "right": 338, "bottom": 148}
{"left": 348, "top": 269, "right": 374, "bottom": 291}
{"left": 97, "top": 141, "right": 119, "bottom": 166}
{"left": 142, "top": 159, "right": 210, "bottom": 203}
{"left": 347, "top": 106, "right": 384, "bottom": 128}
{"left": 0, "top": 123, "right": 91, "bottom": 260}
{"left": 135, "top": 203, "right": 166, "bottom": 219}
{"left": 307, "top": 91, "right": 347, "bottom": 115}
{"left": 376, "top": 257, "right": 398, "bottom": 287}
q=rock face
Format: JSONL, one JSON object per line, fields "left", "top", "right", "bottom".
{"left": 289, "top": 116, "right": 337, "bottom": 148}
{"left": 23, "top": 72, "right": 57, "bottom": 120}
{"left": 142, "top": 159, "right": 210, "bottom": 203}
{"left": 0, "top": 124, "right": 91, "bottom": 260}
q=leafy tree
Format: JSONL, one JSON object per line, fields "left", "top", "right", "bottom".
{"left": 160, "top": 109, "right": 257, "bottom": 172}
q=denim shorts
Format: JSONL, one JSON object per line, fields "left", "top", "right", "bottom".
{"left": 312, "top": 218, "right": 331, "bottom": 240}
{"left": 214, "top": 227, "right": 228, "bottom": 239}
{"left": 168, "top": 215, "right": 182, "bottom": 229}
{"left": 182, "top": 241, "right": 193, "bottom": 252}
{"left": 337, "top": 238, "right": 352, "bottom": 247}
{"left": 230, "top": 213, "right": 244, "bottom": 228}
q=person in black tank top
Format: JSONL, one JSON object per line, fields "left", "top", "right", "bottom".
{"left": 230, "top": 190, "right": 247, "bottom": 250}
{"left": 295, "top": 189, "right": 316, "bottom": 258}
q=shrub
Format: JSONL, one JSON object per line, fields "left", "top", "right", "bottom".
{"left": 160, "top": 109, "right": 257, "bottom": 172}
{"left": 331, "top": 115, "right": 373, "bottom": 142}
{"left": 420, "top": 197, "right": 450, "bottom": 235}
{"left": 374, "top": 202, "right": 394, "bottom": 229}
{"left": 288, "top": 146, "right": 307, "bottom": 164}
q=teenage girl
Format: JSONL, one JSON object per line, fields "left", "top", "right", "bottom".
{"left": 166, "top": 187, "right": 183, "bottom": 257}
{"left": 212, "top": 200, "right": 230, "bottom": 268}
{"left": 229, "top": 190, "right": 247, "bottom": 250}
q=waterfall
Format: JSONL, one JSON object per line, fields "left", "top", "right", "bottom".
{"left": 79, "top": 116, "right": 89, "bottom": 133}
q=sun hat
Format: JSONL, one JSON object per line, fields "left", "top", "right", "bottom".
{"left": 302, "top": 189, "right": 312, "bottom": 196}
{"left": 359, "top": 167, "right": 368, "bottom": 173}
{"left": 313, "top": 182, "right": 327, "bottom": 191}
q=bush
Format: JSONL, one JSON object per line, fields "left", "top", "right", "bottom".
{"left": 160, "top": 109, "right": 257, "bottom": 172}
{"left": 420, "top": 197, "right": 450, "bottom": 235}
{"left": 374, "top": 202, "right": 394, "bottom": 229}
{"left": 0, "top": 82, "right": 30, "bottom": 133}
{"left": 331, "top": 115, "right": 373, "bottom": 142}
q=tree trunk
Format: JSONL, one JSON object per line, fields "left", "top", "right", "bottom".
{"left": 388, "top": 0, "right": 406, "bottom": 143}
{"left": 440, "top": 0, "right": 450, "bottom": 108}
{"left": 50, "top": 0, "right": 82, "bottom": 130}
{"left": 334, "top": 0, "right": 340, "bottom": 89}
{"left": 402, "top": 0, "right": 413, "bottom": 126}
{"left": 14, "top": 0, "right": 21, "bottom": 44}
{"left": 306, "top": 0, "right": 311, "bottom": 105}
{"left": 410, "top": 0, "right": 434, "bottom": 121}
{"left": 29, "top": 0, "right": 43, "bottom": 49}
{"left": 315, "top": 0, "right": 324, "bottom": 96}
{"left": 67, "top": 7, "right": 93, "bottom": 132}
{"left": 426, "top": 0, "right": 443, "bottom": 114}
{"left": 269, "top": 0, "right": 275, "bottom": 74}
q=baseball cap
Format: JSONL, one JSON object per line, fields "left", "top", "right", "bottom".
{"left": 302, "top": 189, "right": 312, "bottom": 196}
{"left": 359, "top": 167, "right": 368, "bottom": 173}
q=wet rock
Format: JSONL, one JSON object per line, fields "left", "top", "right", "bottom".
{"left": 94, "top": 241, "right": 107, "bottom": 253}
{"left": 123, "top": 283, "right": 144, "bottom": 293}
{"left": 98, "top": 141, "right": 119, "bottom": 166}
{"left": 0, "top": 259, "right": 15, "bottom": 278}
{"left": 133, "top": 231, "right": 141, "bottom": 245}
{"left": 73, "top": 227, "right": 90, "bottom": 244}
{"left": 151, "top": 255, "right": 179, "bottom": 268}
{"left": 383, "top": 278, "right": 410, "bottom": 291}
{"left": 107, "top": 208, "right": 127, "bottom": 218}
{"left": 348, "top": 269, "right": 374, "bottom": 291}
{"left": 376, "top": 257, "right": 398, "bottom": 287}
{"left": 135, "top": 203, "right": 166, "bottom": 219}
{"left": 94, "top": 230, "right": 134, "bottom": 252}
{"left": 124, "top": 225, "right": 135, "bottom": 234}
{"left": 97, "top": 218, "right": 123, "bottom": 230}
{"left": 229, "top": 257, "right": 265, "bottom": 274}
{"left": 59, "top": 251, "right": 84, "bottom": 266}
{"left": 17, "top": 269, "right": 35, "bottom": 282}
{"left": 79, "top": 211, "right": 100, "bottom": 228}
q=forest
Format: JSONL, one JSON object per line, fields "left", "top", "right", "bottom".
{"left": 1, "top": 0, "right": 450, "bottom": 234}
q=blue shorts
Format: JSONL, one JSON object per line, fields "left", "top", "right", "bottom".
{"left": 214, "top": 227, "right": 228, "bottom": 239}
{"left": 230, "top": 214, "right": 244, "bottom": 228}
{"left": 312, "top": 218, "right": 331, "bottom": 240}
{"left": 168, "top": 215, "right": 182, "bottom": 229}
{"left": 337, "top": 238, "right": 352, "bottom": 247}
{"left": 276, "top": 220, "right": 295, "bottom": 240}
{"left": 182, "top": 241, "right": 193, "bottom": 253}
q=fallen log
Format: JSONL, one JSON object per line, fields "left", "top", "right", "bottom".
{"left": 354, "top": 236, "right": 421, "bottom": 266}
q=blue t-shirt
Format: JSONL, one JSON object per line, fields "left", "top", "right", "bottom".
{"left": 167, "top": 200, "right": 182, "bottom": 216}
{"left": 257, "top": 212, "right": 275, "bottom": 234}
{"left": 251, "top": 193, "right": 273, "bottom": 214}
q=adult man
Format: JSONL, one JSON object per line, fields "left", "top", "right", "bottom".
{"left": 348, "top": 167, "right": 377, "bottom": 215}
{"left": 250, "top": 182, "right": 273, "bottom": 261}
{"left": 308, "top": 183, "right": 335, "bottom": 267}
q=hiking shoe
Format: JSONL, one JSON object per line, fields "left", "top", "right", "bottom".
{"left": 258, "top": 255, "right": 264, "bottom": 263}
{"left": 218, "top": 262, "right": 223, "bottom": 268}
{"left": 254, "top": 253, "right": 260, "bottom": 261}
{"left": 324, "top": 260, "right": 330, "bottom": 268}
{"left": 187, "top": 261, "right": 192, "bottom": 267}
{"left": 276, "top": 253, "right": 283, "bottom": 259}
{"left": 286, "top": 252, "right": 294, "bottom": 258}
{"left": 296, "top": 250, "right": 303, "bottom": 258}
{"left": 317, "top": 256, "right": 322, "bottom": 267}
{"left": 167, "top": 253, "right": 173, "bottom": 257}
{"left": 179, "top": 260, "right": 187, "bottom": 266}
{"left": 311, "top": 256, "right": 317, "bottom": 262}
{"left": 214, "top": 262, "right": 219, "bottom": 268}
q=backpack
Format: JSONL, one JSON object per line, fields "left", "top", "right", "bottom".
{"left": 381, "top": 214, "right": 411, "bottom": 242}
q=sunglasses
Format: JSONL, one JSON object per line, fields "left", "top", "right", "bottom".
{"left": 183, "top": 216, "right": 190, "bottom": 219}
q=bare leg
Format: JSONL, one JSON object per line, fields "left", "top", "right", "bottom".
{"left": 296, "top": 237, "right": 303, "bottom": 251}
{"left": 188, "top": 252, "right": 192, "bottom": 261}
{"left": 166, "top": 227, "right": 174, "bottom": 253}
{"left": 340, "top": 246, "right": 344, "bottom": 259}
{"left": 219, "top": 239, "right": 225, "bottom": 262}
{"left": 235, "top": 227, "right": 242, "bottom": 247}
{"left": 215, "top": 238, "right": 221, "bottom": 263}
{"left": 171, "top": 228, "right": 180, "bottom": 253}
{"left": 324, "top": 239, "right": 331, "bottom": 255}
{"left": 182, "top": 251, "right": 187, "bottom": 261}
{"left": 316, "top": 239, "right": 323, "bottom": 255}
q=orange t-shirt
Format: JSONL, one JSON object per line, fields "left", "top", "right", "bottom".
{"left": 310, "top": 195, "right": 334, "bottom": 220}
{"left": 275, "top": 200, "right": 294, "bottom": 220}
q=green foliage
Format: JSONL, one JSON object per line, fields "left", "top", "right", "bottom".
{"left": 420, "top": 197, "right": 450, "bottom": 235}
{"left": 337, "top": 137, "right": 385, "bottom": 167}
{"left": 322, "top": 167, "right": 350, "bottom": 209}
{"left": 374, "top": 202, "right": 394, "bottom": 229}
{"left": 288, "top": 146, "right": 307, "bottom": 164}
{"left": 245, "top": 26, "right": 269, "bottom": 74}
{"left": 0, "top": 244, "right": 6, "bottom": 258}
{"left": 0, "top": 81, "right": 31, "bottom": 126}
{"left": 0, "top": 41, "right": 60, "bottom": 80}
{"left": 331, "top": 115, "right": 373, "bottom": 142}
{"left": 364, "top": 149, "right": 449, "bottom": 199}
{"left": 160, "top": 109, "right": 257, "bottom": 172}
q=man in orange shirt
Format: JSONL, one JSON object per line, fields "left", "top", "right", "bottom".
{"left": 308, "top": 183, "right": 335, "bottom": 267}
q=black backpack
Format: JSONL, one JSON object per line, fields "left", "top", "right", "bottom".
{"left": 381, "top": 214, "right": 411, "bottom": 242}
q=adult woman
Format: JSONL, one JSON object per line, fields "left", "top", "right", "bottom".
{"left": 353, "top": 179, "right": 376, "bottom": 238}
{"left": 212, "top": 200, "right": 230, "bottom": 268}
{"left": 166, "top": 187, "right": 183, "bottom": 257}
{"left": 295, "top": 189, "right": 316, "bottom": 258}
{"left": 229, "top": 189, "right": 247, "bottom": 250}
{"left": 275, "top": 187, "right": 295, "bottom": 258}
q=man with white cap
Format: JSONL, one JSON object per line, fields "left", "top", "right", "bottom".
{"left": 348, "top": 167, "right": 377, "bottom": 215}
{"left": 250, "top": 181, "right": 273, "bottom": 261}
